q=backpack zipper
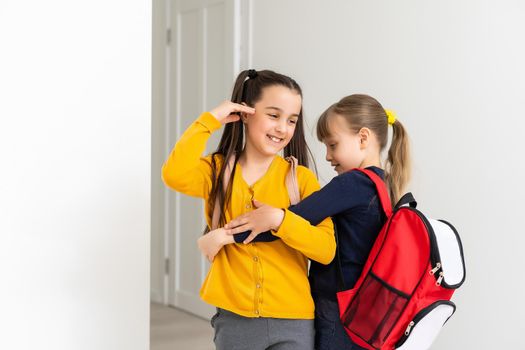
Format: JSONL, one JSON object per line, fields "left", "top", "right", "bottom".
{"left": 421, "top": 216, "right": 465, "bottom": 288}
{"left": 429, "top": 262, "right": 441, "bottom": 276}
{"left": 404, "top": 321, "right": 415, "bottom": 336}
{"left": 395, "top": 300, "right": 456, "bottom": 348}
{"left": 404, "top": 207, "right": 458, "bottom": 287}
{"left": 391, "top": 201, "right": 465, "bottom": 289}
{"left": 430, "top": 264, "right": 444, "bottom": 286}
{"left": 436, "top": 219, "right": 467, "bottom": 289}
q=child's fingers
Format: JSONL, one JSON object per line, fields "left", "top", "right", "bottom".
{"left": 252, "top": 199, "right": 266, "bottom": 208}
{"left": 243, "top": 231, "right": 260, "bottom": 244}
{"left": 225, "top": 224, "right": 251, "bottom": 235}
{"left": 210, "top": 101, "right": 255, "bottom": 123}
{"left": 225, "top": 217, "right": 249, "bottom": 229}
{"left": 223, "top": 114, "right": 241, "bottom": 124}
{"left": 197, "top": 237, "right": 205, "bottom": 253}
{"left": 231, "top": 103, "right": 255, "bottom": 114}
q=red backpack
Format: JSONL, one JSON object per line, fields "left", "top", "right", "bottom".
{"left": 336, "top": 169, "right": 466, "bottom": 350}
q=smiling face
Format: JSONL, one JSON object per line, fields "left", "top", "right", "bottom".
{"left": 322, "top": 114, "right": 366, "bottom": 174}
{"left": 242, "top": 85, "right": 302, "bottom": 157}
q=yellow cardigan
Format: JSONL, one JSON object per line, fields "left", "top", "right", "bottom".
{"left": 162, "top": 112, "right": 336, "bottom": 319}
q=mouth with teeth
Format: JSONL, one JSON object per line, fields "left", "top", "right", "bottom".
{"left": 267, "top": 134, "right": 284, "bottom": 144}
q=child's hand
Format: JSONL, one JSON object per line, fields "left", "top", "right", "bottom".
{"left": 197, "top": 228, "right": 234, "bottom": 262}
{"left": 224, "top": 200, "right": 285, "bottom": 244}
{"left": 209, "top": 101, "right": 255, "bottom": 125}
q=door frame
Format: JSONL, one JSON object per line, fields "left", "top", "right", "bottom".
{"left": 152, "top": 0, "right": 252, "bottom": 319}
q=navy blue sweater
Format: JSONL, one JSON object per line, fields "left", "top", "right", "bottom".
{"left": 234, "top": 167, "right": 386, "bottom": 299}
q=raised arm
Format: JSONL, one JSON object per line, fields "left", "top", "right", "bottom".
{"left": 161, "top": 102, "right": 254, "bottom": 198}
{"left": 161, "top": 112, "right": 221, "bottom": 198}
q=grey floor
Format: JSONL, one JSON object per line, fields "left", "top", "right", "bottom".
{"left": 150, "top": 303, "right": 214, "bottom": 350}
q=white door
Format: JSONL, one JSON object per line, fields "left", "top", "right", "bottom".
{"left": 166, "top": 0, "right": 240, "bottom": 319}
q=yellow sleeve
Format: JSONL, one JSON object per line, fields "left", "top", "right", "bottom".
{"left": 272, "top": 167, "right": 336, "bottom": 265}
{"left": 161, "top": 112, "right": 222, "bottom": 199}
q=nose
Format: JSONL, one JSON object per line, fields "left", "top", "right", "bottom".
{"left": 275, "top": 119, "right": 287, "bottom": 133}
{"left": 325, "top": 151, "right": 332, "bottom": 162}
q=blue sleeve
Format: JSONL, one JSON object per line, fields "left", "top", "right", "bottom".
{"left": 234, "top": 174, "right": 357, "bottom": 243}
{"left": 234, "top": 230, "right": 278, "bottom": 243}
{"left": 286, "top": 175, "right": 357, "bottom": 225}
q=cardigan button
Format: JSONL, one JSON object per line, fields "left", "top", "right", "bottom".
{"left": 253, "top": 256, "right": 258, "bottom": 262}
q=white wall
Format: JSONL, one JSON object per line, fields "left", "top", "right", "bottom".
{"left": 151, "top": 0, "right": 168, "bottom": 305}
{"left": 0, "top": 1, "right": 151, "bottom": 349}
{"left": 250, "top": 0, "right": 525, "bottom": 348}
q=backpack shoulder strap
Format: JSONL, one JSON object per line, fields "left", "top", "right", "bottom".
{"left": 353, "top": 168, "right": 392, "bottom": 217}
{"left": 285, "top": 156, "right": 300, "bottom": 205}
{"left": 334, "top": 168, "right": 392, "bottom": 291}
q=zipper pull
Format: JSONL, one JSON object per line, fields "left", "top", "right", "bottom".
{"left": 404, "top": 321, "right": 415, "bottom": 336}
{"left": 436, "top": 271, "right": 444, "bottom": 286}
{"left": 429, "top": 262, "right": 441, "bottom": 275}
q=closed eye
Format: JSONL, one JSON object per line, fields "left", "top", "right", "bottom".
{"left": 267, "top": 114, "right": 279, "bottom": 118}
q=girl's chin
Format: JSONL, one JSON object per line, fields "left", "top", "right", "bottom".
{"left": 257, "top": 146, "right": 284, "bottom": 158}
{"left": 335, "top": 166, "right": 349, "bottom": 174}
{"left": 263, "top": 142, "right": 288, "bottom": 154}
{"left": 246, "top": 140, "right": 287, "bottom": 157}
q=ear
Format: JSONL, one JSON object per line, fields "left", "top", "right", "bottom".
{"left": 358, "top": 127, "right": 371, "bottom": 149}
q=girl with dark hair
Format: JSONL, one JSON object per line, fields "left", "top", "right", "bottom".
{"left": 162, "top": 69, "right": 336, "bottom": 350}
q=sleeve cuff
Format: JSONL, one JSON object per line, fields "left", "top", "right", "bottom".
{"left": 273, "top": 208, "right": 304, "bottom": 239}
{"left": 197, "top": 112, "right": 223, "bottom": 132}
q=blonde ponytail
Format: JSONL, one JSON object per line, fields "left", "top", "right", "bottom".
{"left": 385, "top": 120, "right": 411, "bottom": 205}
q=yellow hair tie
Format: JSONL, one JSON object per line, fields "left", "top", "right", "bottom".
{"left": 385, "top": 109, "right": 397, "bottom": 125}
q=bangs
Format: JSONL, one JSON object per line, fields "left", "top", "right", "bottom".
{"left": 316, "top": 104, "right": 335, "bottom": 141}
